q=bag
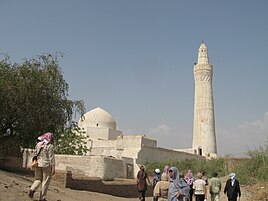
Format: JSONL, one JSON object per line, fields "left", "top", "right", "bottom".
{"left": 29, "top": 147, "right": 43, "bottom": 170}
{"left": 31, "top": 158, "right": 38, "bottom": 169}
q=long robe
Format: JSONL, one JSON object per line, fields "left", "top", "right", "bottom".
{"left": 168, "top": 167, "right": 180, "bottom": 201}
{"left": 137, "top": 170, "right": 148, "bottom": 192}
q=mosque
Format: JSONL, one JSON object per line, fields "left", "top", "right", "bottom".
{"left": 52, "top": 42, "right": 217, "bottom": 180}
{"left": 16, "top": 42, "right": 217, "bottom": 180}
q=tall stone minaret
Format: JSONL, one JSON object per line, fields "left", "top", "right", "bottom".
{"left": 192, "top": 42, "right": 217, "bottom": 157}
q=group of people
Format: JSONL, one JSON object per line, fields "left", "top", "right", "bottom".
{"left": 136, "top": 165, "right": 241, "bottom": 201}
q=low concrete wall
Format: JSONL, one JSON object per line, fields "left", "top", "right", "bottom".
{"left": 55, "top": 155, "right": 128, "bottom": 180}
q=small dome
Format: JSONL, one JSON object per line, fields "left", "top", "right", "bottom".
{"left": 79, "top": 107, "right": 116, "bottom": 130}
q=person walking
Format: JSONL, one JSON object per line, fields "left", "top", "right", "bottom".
{"left": 153, "top": 173, "right": 169, "bottom": 201}
{"left": 167, "top": 167, "right": 190, "bottom": 201}
{"left": 167, "top": 166, "right": 181, "bottom": 201}
{"left": 152, "top": 168, "right": 161, "bottom": 188}
{"left": 137, "top": 165, "right": 150, "bottom": 201}
{"left": 184, "top": 170, "right": 194, "bottom": 201}
{"left": 224, "top": 173, "right": 241, "bottom": 201}
{"left": 28, "top": 132, "right": 55, "bottom": 201}
{"left": 209, "top": 172, "right": 221, "bottom": 201}
{"left": 193, "top": 172, "right": 207, "bottom": 201}
{"left": 152, "top": 168, "right": 161, "bottom": 201}
{"left": 178, "top": 171, "right": 191, "bottom": 201}
{"left": 163, "top": 165, "right": 170, "bottom": 175}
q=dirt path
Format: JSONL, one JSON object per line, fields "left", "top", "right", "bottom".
{"left": 0, "top": 170, "right": 150, "bottom": 201}
{"left": 0, "top": 170, "right": 259, "bottom": 201}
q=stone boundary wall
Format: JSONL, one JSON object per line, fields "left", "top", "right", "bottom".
{"left": 1, "top": 151, "right": 132, "bottom": 180}
{"left": 55, "top": 155, "right": 128, "bottom": 180}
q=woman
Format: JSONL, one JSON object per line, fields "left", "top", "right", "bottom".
{"left": 154, "top": 173, "right": 169, "bottom": 201}
{"left": 28, "top": 132, "right": 55, "bottom": 201}
{"left": 224, "top": 173, "right": 241, "bottom": 201}
{"left": 137, "top": 165, "right": 150, "bottom": 201}
{"left": 179, "top": 171, "right": 190, "bottom": 201}
{"left": 163, "top": 165, "right": 170, "bottom": 175}
{"left": 184, "top": 170, "right": 194, "bottom": 201}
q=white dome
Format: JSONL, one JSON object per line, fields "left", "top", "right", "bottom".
{"left": 79, "top": 107, "right": 116, "bottom": 130}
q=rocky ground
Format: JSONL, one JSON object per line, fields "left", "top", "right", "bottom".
{"left": 0, "top": 169, "right": 267, "bottom": 201}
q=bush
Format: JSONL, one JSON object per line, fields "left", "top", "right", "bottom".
{"left": 145, "top": 158, "right": 227, "bottom": 178}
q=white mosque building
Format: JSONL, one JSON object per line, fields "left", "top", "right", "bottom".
{"left": 73, "top": 107, "right": 203, "bottom": 179}
{"left": 23, "top": 42, "right": 217, "bottom": 180}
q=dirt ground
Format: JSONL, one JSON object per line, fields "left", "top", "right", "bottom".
{"left": 0, "top": 169, "right": 267, "bottom": 201}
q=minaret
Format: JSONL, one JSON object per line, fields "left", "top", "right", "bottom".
{"left": 192, "top": 42, "right": 217, "bottom": 157}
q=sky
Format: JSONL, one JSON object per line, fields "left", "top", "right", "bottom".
{"left": 1, "top": 1, "right": 268, "bottom": 156}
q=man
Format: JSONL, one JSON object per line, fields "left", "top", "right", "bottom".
{"left": 209, "top": 172, "right": 221, "bottom": 201}
{"left": 224, "top": 173, "right": 241, "bottom": 201}
{"left": 29, "top": 132, "right": 55, "bottom": 201}
{"left": 193, "top": 172, "right": 207, "bottom": 201}
{"left": 154, "top": 173, "right": 169, "bottom": 201}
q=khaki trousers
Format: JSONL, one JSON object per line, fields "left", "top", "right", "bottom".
{"left": 30, "top": 166, "right": 52, "bottom": 200}
{"left": 211, "top": 193, "right": 220, "bottom": 201}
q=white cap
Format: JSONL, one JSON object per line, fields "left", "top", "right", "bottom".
{"left": 155, "top": 169, "right": 161, "bottom": 174}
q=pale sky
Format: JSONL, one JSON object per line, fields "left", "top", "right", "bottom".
{"left": 1, "top": 1, "right": 268, "bottom": 156}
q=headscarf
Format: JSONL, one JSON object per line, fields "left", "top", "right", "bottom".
{"left": 184, "top": 170, "right": 194, "bottom": 185}
{"left": 163, "top": 165, "right": 169, "bottom": 174}
{"left": 168, "top": 167, "right": 181, "bottom": 193}
{"left": 229, "top": 173, "right": 236, "bottom": 186}
{"left": 37, "top": 132, "right": 53, "bottom": 147}
{"left": 139, "top": 165, "right": 146, "bottom": 179}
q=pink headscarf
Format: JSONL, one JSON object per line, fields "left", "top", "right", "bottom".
{"left": 163, "top": 165, "right": 169, "bottom": 174}
{"left": 185, "top": 170, "right": 194, "bottom": 185}
{"left": 37, "top": 132, "right": 53, "bottom": 147}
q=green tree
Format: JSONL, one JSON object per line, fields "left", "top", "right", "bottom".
{"left": 0, "top": 53, "right": 85, "bottom": 154}
{"left": 54, "top": 121, "right": 88, "bottom": 155}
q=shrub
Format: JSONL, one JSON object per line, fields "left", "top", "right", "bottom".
{"left": 145, "top": 158, "right": 227, "bottom": 178}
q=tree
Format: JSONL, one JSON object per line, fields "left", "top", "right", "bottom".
{"left": 0, "top": 53, "right": 85, "bottom": 154}
{"left": 54, "top": 121, "right": 88, "bottom": 155}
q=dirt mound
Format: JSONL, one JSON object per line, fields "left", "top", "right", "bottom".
{"left": 244, "top": 182, "right": 268, "bottom": 201}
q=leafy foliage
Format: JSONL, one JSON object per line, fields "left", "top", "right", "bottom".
{"left": 145, "top": 158, "right": 227, "bottom": 177}
{"left": 54, "top": 122, "right": 88, "bottom": 155}
{"left": 0, "top": 53, "right": 86, "bottom": 155}
{"left": 145, "top": 140, "right": 268, "bottom": 185}
{"left": 233, "top": 142, "right": 268, "bottom": 184}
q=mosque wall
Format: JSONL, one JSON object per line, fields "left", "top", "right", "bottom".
{"left": 141, "top": 137, "right": 157, "bottom": 147}
{"left": 121, "top": 135, "right": 143, "bottom": 147}
{"left": 92, "top": 139, "right": 117, "bottom": 148}
{"left": 90, "top": 147, "right": 121, "bottom": 158}
{"left": 86, "top": 127, "right": 122, "bottom": 140}
{"left": 136, "top": 145, "right": 204, "bottom": 165}
{"left": 120, "top": 135, "right": 157, "bottom": 148}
